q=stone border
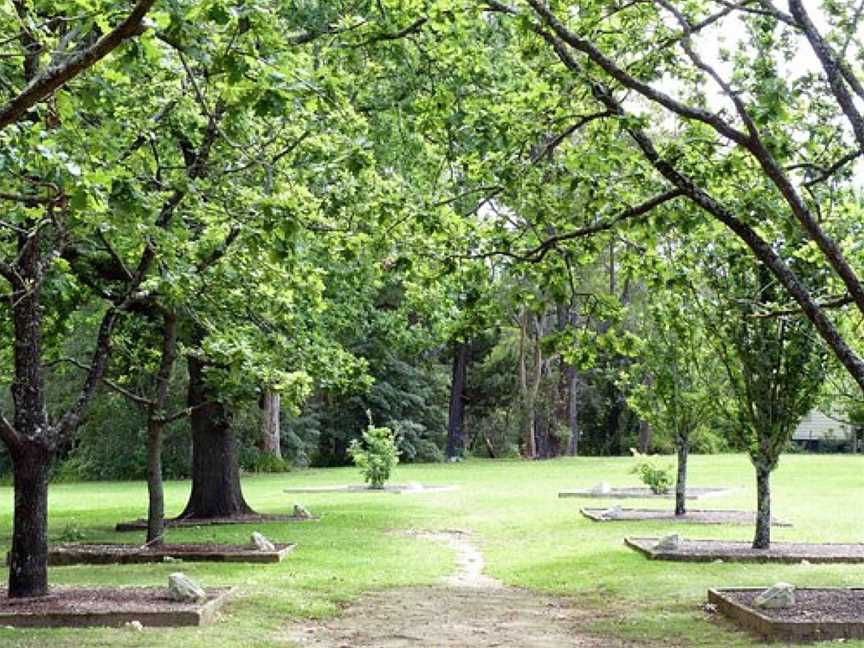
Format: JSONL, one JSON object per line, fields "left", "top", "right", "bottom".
{"left": 115, "top": 513, "right": 317, "bottom": 532}
{"left": 0, "top": 587, "right": 232, "bottom": 628}
{"left": 625, "top": 537, "right": 864, "bottom": 563}
{"left": 26, "top": 543, "right": 296, "bottom": 566}
{"left": 282, "top": 483, "right": 459, "bottom": 495}
{"left": 709, "top": 587, "right": 864, "bottom": 642}
{"left": 559, "top": 486, "right": 735, "bottom": 499}
{"left": 581, "top": 508, "right": 791, "bottom": 526}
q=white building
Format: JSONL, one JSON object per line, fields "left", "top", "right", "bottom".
{"left": 793, "top": 410, "right": 861, "bottom": 452}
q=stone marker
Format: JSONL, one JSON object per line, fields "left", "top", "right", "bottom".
{"left": 653, "top": 534, "right": 680, "bottom": 551}
{"left": 293, "top": 503, "right": 313, "bottom": 519}
{"left": 251, "top": 531, "right": 276, "bottom": 552}
{"left": 603, "top": 504, "right": 622, "bottom": 518}
{"left": 168, "top": 572, "right": 207, "bottom": 603}
{"left": 591, "top": 481, "right": 612, "bottom": 495}
{"left": 754, "top": 582, "right": 795, "bottom": 609}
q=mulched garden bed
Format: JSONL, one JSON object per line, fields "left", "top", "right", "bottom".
{"left": 709, "top": 587, "right": 864, "bottom": 642}
{"left": 0, "top": 586, "right": 232, "bottom": 628}
{"left": 282, "top": 483, "right": 458, "bottom": 495}
{"left": 626, "top": 537, "right": 864, "bottom": 563}
{"left": 558, "top": 486, "right": 734, "bottom": 499}
{"left": 29, "top": 542, "right": 295, "bottom": 566}
{"left": 115, "top": 512, "right": 317, "bottom": 532}
{"left": 581, "top": 507, "right": 791, "bottom": 526}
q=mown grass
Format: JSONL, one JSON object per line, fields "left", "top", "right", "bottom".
{"left": 0, "top": 453, "right": 862, "bottom": 647}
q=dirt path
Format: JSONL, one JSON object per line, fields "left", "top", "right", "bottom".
{"left": 283, "top": 530, "right": 637, "bottom": 647}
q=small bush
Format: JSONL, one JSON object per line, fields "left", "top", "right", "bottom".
{"left": 53, "top": 520, "right": 85, "bottom": 543}
{"left": 629, "top": 449, "right": 673, "bottom": 494}
{"left": 348, "top": 419, "right": 400, "bottom": 489}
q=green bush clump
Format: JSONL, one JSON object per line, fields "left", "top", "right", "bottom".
{"left": 629, "top": 449, "right": 673, "bottom": 494}
{"left": 348, "top": 419, "right": 400, "bottom": 489}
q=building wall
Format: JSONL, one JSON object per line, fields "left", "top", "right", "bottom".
{"left": 793, "top": 409, "right": 854, "bottom": 442}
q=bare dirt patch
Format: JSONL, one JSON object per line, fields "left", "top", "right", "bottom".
{"left": 0, "top": 586, "right": 231, "bottom": 628}
{"left": 709, "top": 587, "right": 864, "bottom": 642}
{"left": 627, "top": 537, "right": 864, "bottom": 563}
{"left": 32, "top": 542, "right": 295, "bottom": 566}
{"left": 115, "top": 513, "right": 316, "bottom": 532}
{"left": 283, "top": 531, "right": 641, "bottom": 647}
{"left": 581, "top": 508, "right": 791, "bottom": 526}
{"left": 282, "top": 483, "right": 458, "bottom": 495}
{"left": 559, "top": 487, "right": 734, "bottom": 499}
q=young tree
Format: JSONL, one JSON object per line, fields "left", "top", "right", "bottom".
{"left": 629, "top": 293, "right": 712, "bottom": 516}
{"left": 706, "top": 254, "right": 825, "bottom": 548}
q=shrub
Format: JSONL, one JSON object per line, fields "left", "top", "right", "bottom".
{"left": 348, "top": 419, "right": 400, "bottom": 489}
{"left": 629, "top": 449, "right": 673, "bottom": 494}
{"left": 240, "top": 447, "right": 291, "bottom": 474}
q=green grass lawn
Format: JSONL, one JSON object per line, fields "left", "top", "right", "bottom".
{"left": 0, "top": 453, "right": 863, "bottom": 647}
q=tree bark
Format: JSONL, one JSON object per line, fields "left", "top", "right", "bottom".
{"left": 144, "top": 312, "right": 177, "bottom": 544}
{"left": 638, "top": 420, "right": 653, "bottom": 454}
{"left": 517, "top": 310, "right": 538, "bottom": 458}
{"left": 145, "top": 420, "right": 165, "bottom": 544}
{"left": 5, "top": 224, "right": 52, "bottom": 598}
{"left": 179, "top": 353, "right": 253, "bottom": 519}
{"left": 446, "top": 341, "right": 469, "bottom": 459}
{"left": 564, "top": 371, "right": 580, "bottom": 455}
{"left": 675, "top": 433, "right": 688, "bottom": 516}
{"left": 258, "top": 389, "right": 281, "bottom": 458}
{"left": 753, "top": 461, "right": 772, "bottom": 549}
{"left": 8, "top": 442, "right": 50, "bottom": 598}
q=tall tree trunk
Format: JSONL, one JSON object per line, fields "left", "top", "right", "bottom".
{"left": 517, "top": 310, "right": 537, "bottom": 458}
{"left": 145, "top": 313, "right": 177, "bottom": 545}
{"left": 675, "top": 433, "right": 689, "bottom": 516}
{"left": 7, "top": 227, "right": 52, "bottom": 598}
{"left": 446, "top": 340, "right": 469, "bottom": 459}
{"left": 565, "top": 371, "right": 580, "bottom": 455}
{"left": 145, "top": 420, "right": 165, "bottom": 544}
{"left": 179, "top": 353, "right": 253, "bottom": 519}
{"left": 258, "top": 389, "right": 281, "bottom": 458}
{"left": 753, "top": 461, "right": 772, "bottom": 549}
{"left": 638, "top": 420, "right": 653, "bottom": 454}
{"left": 8, "top": 442, "right": 50, "bottom": 598}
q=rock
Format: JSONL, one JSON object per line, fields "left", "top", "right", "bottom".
{"left": 167, "top": 572, "right": 207, "bottom": 603}
{"left": 704, "top": 603, "right": 717, "bottom": 614}
{"left": 653, "top": 534, "right": 680, "bottom": 551}
{"left": 800, "top": 559, "right": 811, "bottom": 566}
{"left": 754, "top": 582, "right": 796, "bottom": 609}
{"left": 163, "top": 555, "right": 180, "bottom": 563}
{"left": 293, "top": 503, "right": 313, "bottom": 519}
{"left": 603, "top": 504, "right": 622, "bottom": 518}
{"left": 713, "top": 559, "right": 724, "bottom": 564}
{"left": 252, "top": 531, "right": 276, "bottom": 552}
{"left": 124, "top": 620, "right": 144, "bottom": 632}
{"left": 591, "top": 481, "right": 612, "bottom": 495}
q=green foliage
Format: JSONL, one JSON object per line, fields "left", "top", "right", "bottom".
{"left": 629, "top": 449, "right": 674, "bottom": 494}
{"left": 240, "top": 449, "right": 291, "bottom": 474}
{"left": 51, "top": 520, "right": 85, "bottom": 543}
{"left": 348, "top": 420, "right": 400, "bottom": 489}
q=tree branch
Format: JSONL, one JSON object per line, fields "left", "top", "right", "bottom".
{"left": 0, "top": 0, "right": 156, "bottom": 130}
